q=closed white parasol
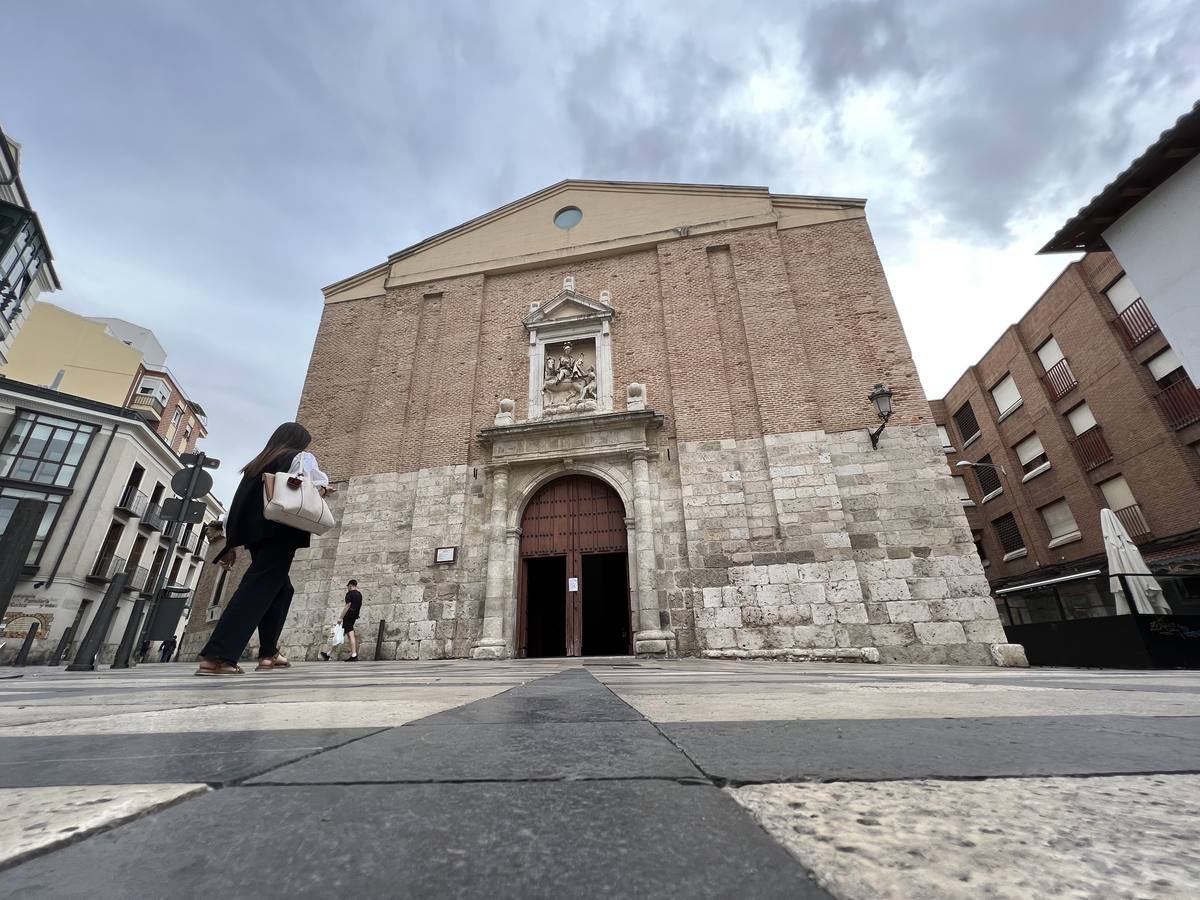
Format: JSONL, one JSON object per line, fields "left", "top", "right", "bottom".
{"left": 1101, "top": 508, "right": 1171, "bottom": 615}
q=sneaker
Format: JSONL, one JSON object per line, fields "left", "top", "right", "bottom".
{"left": 346, "top": 655, "right": 359, "bottom": 661}
{"left": 319, "top": 652, "right": 330, "bottom": 661}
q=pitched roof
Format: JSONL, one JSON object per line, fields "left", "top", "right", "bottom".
{"left": 1040, "top": 101, "right": 1200, "bottom": 254}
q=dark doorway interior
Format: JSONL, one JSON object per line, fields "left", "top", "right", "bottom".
{"left": 582, "top": 552, "right": 631, "bottom": 656}
{"left": 525, "top": 555, "right": 566, "bottom": 658}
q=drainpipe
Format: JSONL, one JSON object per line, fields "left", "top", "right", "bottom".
{"left": 44, "top": 422, "right": 119, "bottom": 587}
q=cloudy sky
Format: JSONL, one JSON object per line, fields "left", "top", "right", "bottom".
{"left": 6, "top": 0, "right": 1199, "bottom": 500}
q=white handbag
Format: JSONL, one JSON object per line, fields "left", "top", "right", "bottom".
{"left": 262, "top": 464, "right": 335, "bottom": 536}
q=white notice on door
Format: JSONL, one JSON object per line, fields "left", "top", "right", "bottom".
{"left": 568, "top": 577, "right": 579, "bottom": 592}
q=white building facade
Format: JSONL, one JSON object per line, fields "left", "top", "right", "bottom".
{"left": 0, "top": 379, "right": 222, "bottom": 665}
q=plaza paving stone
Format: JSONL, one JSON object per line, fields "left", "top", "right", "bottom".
{"left": 1, "top": 658, "right": 1198, "bottom": 898}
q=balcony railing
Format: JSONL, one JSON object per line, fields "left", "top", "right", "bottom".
{"left": 1041, "top": 358, "right": 1078, "bottom": 401}
{"left": 1114, "top": 503, "right": 1152, "bottom": 538}
{"left": 1113, "top": 297, "right": 1159, "bottom": 349}
{"left": 124, "top": 566, "right": 150, "bottom": 593}
{"left": 179, "top": 530, "right": 198, "bottom": 554}
{"left": 193, "top": 538, "right": 209, "bottom": 560}
{"left": 140, "top": 504, "right": 164, "bottom": 532}
{"left": 129, "top": 393, "right": 166, "bottom": 421}
{"left": 88, "top": 553, "right": 128, "bottom": 583}
{"left": 1155, "top": 376, "right": 1200, "bottom": 430}
{"left": 115, "top": 484, "right": 149, "bottom": 518}
{"left": 1070, "top": 425, "right": 1114, "bottom": 471}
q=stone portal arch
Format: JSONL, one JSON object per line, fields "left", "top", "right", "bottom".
{"left": 516, "top": 474, "right": 630, "bottom": 657}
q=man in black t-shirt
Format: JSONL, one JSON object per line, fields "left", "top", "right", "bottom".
{"left": 340, "top": 579, "right": 363, "bottom": 660}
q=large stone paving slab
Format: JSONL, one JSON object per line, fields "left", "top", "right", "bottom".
{"left": 732, "top": 774, "right": 1200, "bottom": 899}
{"left": 1, "top": 781, "right": 830, "bottom": 899}
{"left": 660, "top": 716, "right": 1200, "bottom": 782}
{"left": 0, "top": 728, "right": 379, "bottom": 787}
{"left": 250, "top": 720, "right": 702, "bottom": 783}
{"left": 416, "top": 668, "right": 643, "bottom": 725}
{"left": 0, "top": 784, "right": 208, "bottom": 868}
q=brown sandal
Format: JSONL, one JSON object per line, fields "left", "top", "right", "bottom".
{"left": 255, "top": 654, "right": 291, "bottom": 671}
{"left": 195, "top": 660, "right": 244, "bottom": 676}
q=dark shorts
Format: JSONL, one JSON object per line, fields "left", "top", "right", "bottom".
{"left": 342, "top": 616, "right": 358, "bottom": 633}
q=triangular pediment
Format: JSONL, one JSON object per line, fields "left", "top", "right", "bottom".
{"left": 523, "top": 288, "right": 614, "bottom": 328}
{"left": 323, "top": 180, "right": 866, "bottom": 301}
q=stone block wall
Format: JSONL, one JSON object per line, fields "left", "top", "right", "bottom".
{"left": 282, "top": 466, "right": 491, "bottom": 660}
{"left": 667, "top": 423, "right": 1004, "bottom": 664}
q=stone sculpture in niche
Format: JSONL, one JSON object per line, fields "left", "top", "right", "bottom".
{"left": 541, "top": 340, "right": 599, "bottom": 416}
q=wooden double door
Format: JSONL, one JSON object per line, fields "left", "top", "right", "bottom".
{"left": 517, "top": 475, "right": 631, "bottom": 657}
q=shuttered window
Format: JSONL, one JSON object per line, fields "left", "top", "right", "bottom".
{"left": 1014, "top": 433, "right": 1049, "bottom": 476}
{"left": 1099, "top": 475, "right": 1136, "bottom": 510}
{"left": 1040, "top": 499, "right": 1079, "bottom": 542}
{"left": 1036, "top": 337, "right": 1065, "bottom": 370}
{"left": 953, "top": 476, "right": 972, "bottom": 503}
{"left": 993, "top": 513, "right": 1024, "bottom": 555}
{"left": 953, "top": 402, "right": 981, "bottom": 444}
{"left": 1147, "top": 347, "right": 1185, "bottom": 385}
{"left": 974, "top": 454, "right": 1003, "bottom": 497}
{"left": 991, "top": 374, "right": 1022, "bottom": 417}
{"left": 1105, "top": 274, "right": 1141, "bottom": 313}
{"left": 1066, "top": 403, "right": 1097, "bottom": 436}
{"left": 937, "top": 425, "right": 953, "bottom": 450}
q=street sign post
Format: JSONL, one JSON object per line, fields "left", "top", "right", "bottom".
{"left": 116, "top": 451, "right": 220, "bottom": 667}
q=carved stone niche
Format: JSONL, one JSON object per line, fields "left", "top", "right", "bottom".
{"left": 523, "top": 279, "right": 615, "bottom": 420}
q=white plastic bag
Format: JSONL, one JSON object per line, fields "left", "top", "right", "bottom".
{"left": 331, "top": 624, "right": 345, "bottom": 647}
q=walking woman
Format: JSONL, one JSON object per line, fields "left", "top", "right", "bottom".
{"left": 196, "top": 422, "right": 331, "bottom": 675}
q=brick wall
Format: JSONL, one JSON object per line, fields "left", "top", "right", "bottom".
{"left": 934, "top": 252, "right": 1200, "bottom": 586}
{"left": 299, "top": 218, "right": 932, "bottom": 478}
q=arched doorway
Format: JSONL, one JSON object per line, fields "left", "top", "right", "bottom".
{"left": 517, "top": 474, "right": 631, "bottom": 657}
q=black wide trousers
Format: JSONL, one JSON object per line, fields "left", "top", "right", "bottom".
{"left": 201, "top": 540, "right": 297, "bottom": 662}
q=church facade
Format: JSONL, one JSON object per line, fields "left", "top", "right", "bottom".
{"left": 283, "top": 180, "right": 1021, "bottom": 665}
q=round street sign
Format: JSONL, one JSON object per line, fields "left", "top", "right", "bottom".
{"left": 171, "top": 466, "right": 213, "bottom": 498}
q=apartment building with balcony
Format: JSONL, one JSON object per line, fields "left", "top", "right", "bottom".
{"left": 931, "top": 251, "right": 1200, "bottom": 633}
{"left": 1, "top": 302, "right": 208, "bottom": 455}
{"left": 0, "top": 121, "right": 60, "bottom": 364}
{"left": 0, "top": 376, "right": 223, "bottom": 665}
{"left": 1042, "top": 100, "right": 1200, "bottom": 381}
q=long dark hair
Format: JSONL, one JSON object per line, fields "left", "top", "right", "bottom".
{"left": 243, "top": 422, "right": 312, "bottom": 477}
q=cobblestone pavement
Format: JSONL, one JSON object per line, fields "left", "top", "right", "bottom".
{"left": 2, "top": 660, "right": 1198, "bottom": 898}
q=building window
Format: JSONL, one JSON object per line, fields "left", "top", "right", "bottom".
{"left": 0, "top": 411, "right": 96, "bottom": 487}
{"left": 993, "top": 513, "right": 1026, "bottom": 560}
{"left": 974, "top": 454, "right": 1003, "bottom": 499}
{"left": 1066, "top": 402, "right": 1098, "bottom": 436}
{"left": 1105, "top": 273, "right": 1141, "bottom": 314}
{"left": 1037, "top": 336, "right": 1077, "bottom": 400}
{"left": 0, "top": 202, "right": 49, "bottom": 322}
{"left": 1014, "top": 433, "right": 1050, "bottom": 480}
{"left": 1146, "top": 347, "right": 1186, "bottom": 387}
{"left": 972, "top": 530, "right": 989, "bottom": 568}
{"left": 1099, "top": 474, "right": 1150, "bottom": 537}
{"left": 953, "top": 402, "right": 981, "bottom": 446}
{"left": 990, "top": 374, "right": 1022, "bottom": 420}
{"left": 937, "top": 425, "right": 954, "bottom": 451}
{"left": 0, "top": 487, "right": 66, "bottom": 565}
{"left": 1040, "top": 499, "right": 1081, "bottom": 548}
{"left": 952, "top": 475, "right": 973, "bottom": 505}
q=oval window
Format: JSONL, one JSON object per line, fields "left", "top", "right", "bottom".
{"left": 553, "top": 206, "right": 583, "bottom": 230}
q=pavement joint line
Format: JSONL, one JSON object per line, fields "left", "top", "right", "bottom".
{"left": 708, "top": 768, "right": 1200, "bottom": 789}
{"left": 0, "top": 784, "right": 211, "bottom": 876}
{"left": 244, "top": 775, "right": 717, "bottom": 787}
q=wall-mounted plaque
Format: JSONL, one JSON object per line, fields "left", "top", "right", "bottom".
{"left": 434, "top": 547, "right": 457, "bottom": 564}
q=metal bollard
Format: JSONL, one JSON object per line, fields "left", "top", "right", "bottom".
{"left": 375, "top": 619, "right": 386, "bottom": 660}
{"left": 68, "top": 573, "right": 127, "bottom": 672}
{"left": 12, "top": 621, "right": 38, "bottom": 666}
{"left": 50, "top": 626, "right": 74, "bottom": 666}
